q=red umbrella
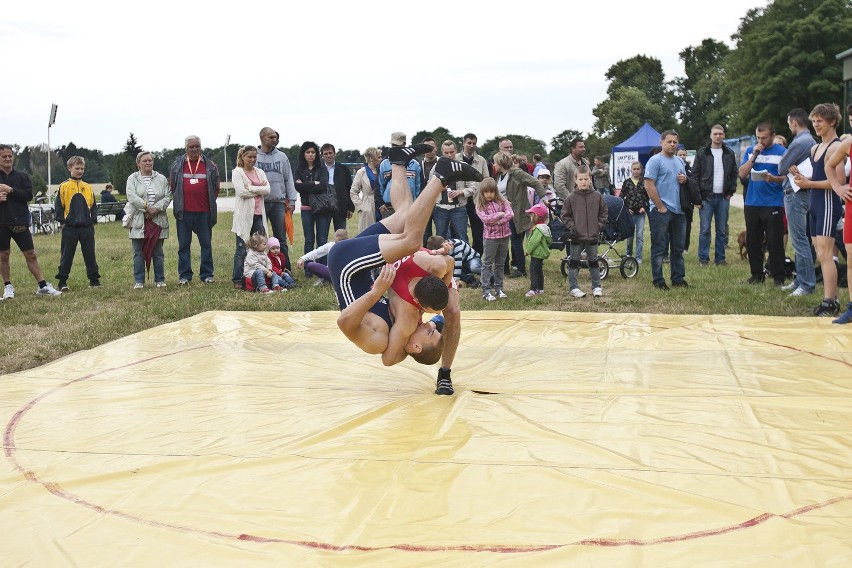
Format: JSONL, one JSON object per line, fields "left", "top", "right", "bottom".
{"left": 142, "top": 217, "right": 161, "bottom": 280}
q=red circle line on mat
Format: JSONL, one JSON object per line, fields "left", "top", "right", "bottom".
{"left": 4, "top": 335, "right": 851, "bottom": 552}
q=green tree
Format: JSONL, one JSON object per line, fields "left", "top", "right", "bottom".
{"left": 584, "top": 134, "right": 613, "bottom": 163}
{"left": 592, "top": 55, "right": 676, "bottom": 143}
{"left": 548, "top": 129, "right": 584, "bottom": 162}
{"left": 604, "top": 55, "right": 670, "bottom": 106}
{"left": 110, "top": 133, "right": 143, "bottom": 194}
{"left": 412, "top": 127, "right": 460, "bottom": 148}
{"left": 336, "top": 149, "right": 363, "bottom": 163}
{"left": 724, "top": 0, "right": 852, "bottom": 135}
{"left": 123, "top": 133, "right": 143, "bottom": 155}
{"left": 30, "top": 172, "right": 47, "bottom": 196}
{"left": 480, "top": 134, "right": 547, "bottom": 163}
{"left": 593, "top": 87, "right": 673, "bottom": 142}
{"left": 673, "top": 39, "right": 731, "bottom": 149}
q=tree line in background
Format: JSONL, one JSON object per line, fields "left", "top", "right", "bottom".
{"left": 9, "top": 0, "right": 850, "bottom": 194}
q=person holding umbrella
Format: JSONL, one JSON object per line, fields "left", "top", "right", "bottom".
{"left": 125, "top": 151, "right": 172, "bottom": 288}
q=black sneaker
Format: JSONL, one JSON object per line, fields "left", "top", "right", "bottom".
{"left": 773, "top": 278, "right": 786, "bottom": 287}
{"left": 387, "top": 144, "right": 433, "bottom": 165}
{"left": 746, "top": 276, "right": 765, "bottom": 285}
{"left": 671, "top": 281, "right": 689, "bottom": 288}
{"left": 435, "top": 368, "right": 454, "bottom": 396}
{"left": 433, "top": 157, "right": 484, "bottom": 184}
{"left": 58, "top": 280, "right": 69, "bottom": 292}
{"left": 813, "top": 299, "right": 840, "bottom": 317}
{"left": 653, "top": 281, "right": 670, "bottom": 290}
{"left": 89, "top": 279, "right": 101, "bottom": 288}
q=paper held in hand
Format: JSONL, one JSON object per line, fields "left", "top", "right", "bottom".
{"left": 787, "top": 158, "right": 812, "bottom": 193}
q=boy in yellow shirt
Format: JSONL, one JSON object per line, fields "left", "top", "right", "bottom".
{"left": 55, "top": 156, "right": 100, "bottom": 290}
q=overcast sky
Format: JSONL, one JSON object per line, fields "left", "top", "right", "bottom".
{"left": 3, "top": 0, "right": 768, "bottom": 154}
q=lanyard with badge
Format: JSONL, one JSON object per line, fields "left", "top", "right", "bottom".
{"left": 187, "top": 158, "right": 201, "bottom": 185}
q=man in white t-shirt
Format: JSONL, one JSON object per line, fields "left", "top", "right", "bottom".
{"left": 690, "top": 125, "right": 738, "bottom": 266}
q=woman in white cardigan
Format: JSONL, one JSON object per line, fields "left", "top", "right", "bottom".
{"left": 231, "top": 145, "right": 270, "bottom": 288}
{"left": 349, "top": 146, "right": 381, "bottom": 235}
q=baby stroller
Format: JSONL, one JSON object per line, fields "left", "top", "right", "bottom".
{"left": 554, "top": 194, "right": 639, "bottom": 280}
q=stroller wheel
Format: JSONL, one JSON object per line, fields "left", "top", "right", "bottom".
{"left": 620, "top": 256, "right": 639, "bottom": 279}
{"left": 597, "top": 258, "right": 609, "bottom": 280}
{"left": 560, "top": 257, "right": 569, "bottom": 278}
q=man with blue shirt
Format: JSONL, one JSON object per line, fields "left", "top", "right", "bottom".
{"left": 737, "top": 122, "right": 787, "bottom": 286}
{"left": 645, "top": 130, "right": 690, "bottom": 290}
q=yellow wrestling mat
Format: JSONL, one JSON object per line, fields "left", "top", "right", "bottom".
{"left": 2, "top": 311, "right": 851, "bottom": 566}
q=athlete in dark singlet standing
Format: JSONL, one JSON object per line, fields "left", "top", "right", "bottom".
{"left": 824, "top": 103, "right": 852, "bottom": 324}
{"left": 791, "top": 103, "right": 845, "bottom": 317}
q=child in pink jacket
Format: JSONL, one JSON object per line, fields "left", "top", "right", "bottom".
{"left": 475, "top": 177, "right": 514, "bottom": 301}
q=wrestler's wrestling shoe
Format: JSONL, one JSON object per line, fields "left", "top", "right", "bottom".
{"left": 433, "top": 157, "right": 483, "bottom": 184}
{"left": 435, "top": 367, "right": 454, "bottom": 396}
{"left": 388, "top": 144, "right": 434, "bottom": 165}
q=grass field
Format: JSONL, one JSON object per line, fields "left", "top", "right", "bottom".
{"left": 0, "top": 205, "right": 839, "bottom": 375}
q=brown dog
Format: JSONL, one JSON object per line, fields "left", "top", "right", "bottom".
{"left": 738, "top": 230, "right": 748, "bottom": 259}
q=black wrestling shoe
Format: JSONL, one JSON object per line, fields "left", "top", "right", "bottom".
{"left": 433, "top": 157, "right": 484, "bottom": 184}
{"left": 387, "top": 144, "right": 433, "bottom": 165}
{"left": 813, "top": 299, "right": 840, "bottom": 317}
{"left": 435, "top": 368, "right": 454, "bottom": 396}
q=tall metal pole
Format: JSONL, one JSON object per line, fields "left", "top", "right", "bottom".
{"left": 47, "top": 104, "right": 57, "bottom": 196}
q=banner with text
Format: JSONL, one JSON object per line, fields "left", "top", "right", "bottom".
{"left": 612, "top": 151, "right": 639, "bottom": 187}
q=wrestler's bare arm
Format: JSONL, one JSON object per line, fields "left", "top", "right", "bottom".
{"left": 337, "top": 265, "right": 395, "bottom": 355}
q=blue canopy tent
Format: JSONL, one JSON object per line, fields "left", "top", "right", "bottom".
{"left": 610, "top": 122, "right": 662, "bottom": 187}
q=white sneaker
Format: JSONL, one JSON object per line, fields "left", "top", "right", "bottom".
{"left": 36, "top": 283, "right": 61, "bottom": 296}
{"left": 570, "top": 288, "right": 586, "bottom": 298}
{"left": 134, "top": 283, "right": 144, "bottom": 289}
{"left": 788, "top": 286, "right": 809, "bottom": 297}
{"left": 483, "top": 292, "right": 497, "bottom": 302}
{"left": 525, "top": 290, "right": 537, "bottom": 298}
{"left": 496, "top": 289, "right": 508, "bottom": 299}
{"left": 2, "top": 283, "right": 14, "bottom": 300}
{"left": 155, "top": 282, "right": 167, "bottom": 288}
{"left": 781, "top": 281, "right": 798, "bottom": 291}
{"left": 592, "top": 287, "right": 603, "bottom": 297}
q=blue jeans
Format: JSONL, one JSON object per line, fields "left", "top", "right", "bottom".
{"left": 250, "top": 268, "right": 270, "bottom": 291}
{"left": 433, "top": 206, "right": 469, "bottom": 243}
{"left": 626, "top": 212, "right": 645, "bottom": 262}
{"left": 784, "top": 190, "right": 816, "bottom": 292}
{"left": 176, "top": 211, "right": 214, "bottom": 281}
{"left": 232, "top": 215, "right": 266, "bottom": 285}
{"left": 649, "top": 208, "right": 687, "bottom": 285}
{"left": 132, "top": 238, "right": 164, "bottom": 284}
{"left": 271, "top": 272, "right": 296, "bottom": 288}
{"left": 300, "top": 209, "right": 332, "bottom": 276}
{"left": 698, "top": 194, "right": 731, "bottom": 264}
{"left": 264, "top": 201, "right": 291, "bottom": 270}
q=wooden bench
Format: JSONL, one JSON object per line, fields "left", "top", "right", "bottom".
{"left": 96, "top": 201, "right": 126, "bottom": 222}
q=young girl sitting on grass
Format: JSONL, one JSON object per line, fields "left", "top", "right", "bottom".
{"left": 475, "top": 177, "right": 514, "bottom": 301}
{"left": 267, "top": 237, "right": 297, "bottom": 289}
{"left": 243, "top": 233, "right": 287, "bottom": 294}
